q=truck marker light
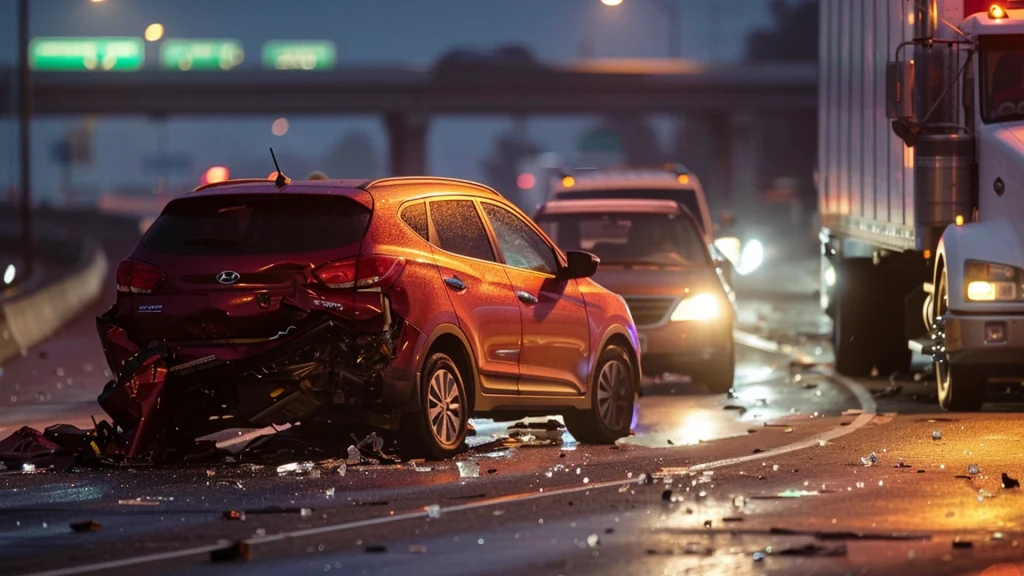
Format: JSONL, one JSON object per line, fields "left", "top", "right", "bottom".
{"left": 990, "top": 4, "right": 1008, "bottom": 19}
{"left": 561, "top": 176, "right": 575, "bottom": 188}
{"left": 677, "top": 174, "right": 690, "bottom": 185}
{"left": 955, "top": 215, "right": 965, "bottom": 226}
{"left": 924, "top": 249, "right": 932, "bottom": 259}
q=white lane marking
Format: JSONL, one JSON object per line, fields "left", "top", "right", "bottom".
{"left": 24, "top": 331, "right": 877, "bottom": 576}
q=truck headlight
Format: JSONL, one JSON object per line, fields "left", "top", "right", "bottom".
{"left": 964, "top": 260, "right": 1024, "bottom": 301}
{"left": 670, "top": 293, "right": 719, "bottom": 321}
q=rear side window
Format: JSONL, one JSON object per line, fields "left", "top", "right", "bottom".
{"left": 555, "top": 189, "right": 704, "bottom": 232}
{"left": 142, "top": 194, "right": 371, "bottom": 255}
{"left": 429, "top": 200, "right": 495, "bottom": 262}
{"left": 401, "top": 202, "right": 429, "bottom": 240}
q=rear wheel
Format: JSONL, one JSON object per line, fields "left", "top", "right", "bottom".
{"left": 934, "top": 270, "right": 986, "bottom": 411}
{"left": 402, "top": 353, "right": 469, "bottom": 460}
{"left": 564, "top": 345, "right": 635, "bottom": 444}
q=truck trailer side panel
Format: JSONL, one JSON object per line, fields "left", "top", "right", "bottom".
{"left": 819, "top": 0, "right": 921, "bottom": 251}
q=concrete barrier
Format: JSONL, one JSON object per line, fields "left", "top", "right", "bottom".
{"left": 0, "top": 237, "right": 108, "bottom": 363}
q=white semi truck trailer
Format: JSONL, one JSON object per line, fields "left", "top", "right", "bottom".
{"left": 819, "top": 0, "right": 1024, "bottom": 410}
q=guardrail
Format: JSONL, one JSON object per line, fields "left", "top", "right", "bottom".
{"left": 0, "top": 230, "right": 108, "bottom": 364}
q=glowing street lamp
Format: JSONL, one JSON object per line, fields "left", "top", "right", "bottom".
{"left": 601, "top": 0, "right": 623, "bottom": 5}
{"left": 145, "top": 23, "right": 165, "bottom": 42}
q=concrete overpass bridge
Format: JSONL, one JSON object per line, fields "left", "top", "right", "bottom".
{"left": 0, "top": 59, "right": 817, "bottom": 202}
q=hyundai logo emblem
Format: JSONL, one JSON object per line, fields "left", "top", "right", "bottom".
{"left": 216, "top": 270, "right": 240, "bottom": 285}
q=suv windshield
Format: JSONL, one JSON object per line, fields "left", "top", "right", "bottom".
{"left": 981, "top": 35, "right": 1024, "bottom": 123}
{"left": 536, "top": 211, "right": 710, "bottom": 268}
{"left": 142, "top": 194, "right": 371, "bottom": 255}
{"left": 551, "top": 189, "right": 703, "bottom": 232}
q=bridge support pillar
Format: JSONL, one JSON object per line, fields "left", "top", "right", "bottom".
{"left": 385, "top": 112, "right": 429, "bottom": 176}
{"left": 709, "top": 113, "right": 761, "bottom": 214}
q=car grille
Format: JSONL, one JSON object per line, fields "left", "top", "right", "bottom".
{"left": 622, "top": 297, "right": 675, "bottom": 326}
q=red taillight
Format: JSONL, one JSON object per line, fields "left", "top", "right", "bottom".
{"left": 314, "top": 255, "right": 406, "bottom": 290}
{"left": 116, "top": 259, "right": 166, "bottom": 294}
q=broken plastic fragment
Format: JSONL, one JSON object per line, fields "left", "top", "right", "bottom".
{"left": 457, "top": 460, "right": 480, "bottom": 478}
{"left": 425, "top": 504, "right": 441, "bottom": 519}
{"left": 276, "top": 462, "right": 316, "bottom": 476}
{"left": 753, "top": 551, "right": 766, "bottom": 562}
{"left": 968, "top": 464, "right": 980, "bottom": 475}
{"left": 325, "top": 488, "right": 335, "bottom": 498}
{"left": 861, "top": 452, "right": 878, "bottom": 467}
{"left": 932, "top": 430, "right": 942, "bottom": 440}
{"left": 587, "top": 534, "right": 600, "bottom": 548}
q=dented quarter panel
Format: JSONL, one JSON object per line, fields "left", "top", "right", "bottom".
{"left": 575, "top": 276, "right": 642, "bottom": 393}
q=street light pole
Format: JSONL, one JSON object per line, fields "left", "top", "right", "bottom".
{"left": 17, "top": 0, "right": 34, "bottom": 282}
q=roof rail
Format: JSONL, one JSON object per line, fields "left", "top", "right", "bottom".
{"left": 190, "top": 178, "right": 276, "bottom": 193}
{"left": 362, "top": 176, "right": 503, "bottom": 197}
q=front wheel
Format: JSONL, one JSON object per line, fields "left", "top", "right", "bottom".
{"left": 564, "top": 345, "right": 635, "bottom": 444}
{"left": 934, "top": 269, "right": 985, "bottom": 411}
{"left": 401, "top": 353, "right": 469, "bottom": 460}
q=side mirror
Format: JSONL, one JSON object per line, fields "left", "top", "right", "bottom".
{"left": 886, "top": 60, "right": 915, "bottom": 120}
{"left": 714, "top": 255, "right": 734, "bottom": 286}
{"left": 560, "top": 250, "right": 599, "bottom": 280}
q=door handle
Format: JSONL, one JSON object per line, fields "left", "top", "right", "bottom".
{"left": 517, "top": 290, "right": 538, "bottom": 305}
{"left": 444, "top": 276, "right": 466, "bottom": 291}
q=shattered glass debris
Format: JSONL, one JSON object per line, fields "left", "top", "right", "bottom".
{"left": 968, "top": 464, "right": 980, "bottom": 475}
{"left": 932, "top": 430, "right": 942, "bottom": 440}
{"left": 457, "top": 460, "right": 480, "bottom": 478}
{"left": 860, "top": 452, "right": 878, "bottom": 467}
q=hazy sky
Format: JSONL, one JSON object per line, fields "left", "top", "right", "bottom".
{"left": 0, "top": 0, "right": 774, "bottom": 203}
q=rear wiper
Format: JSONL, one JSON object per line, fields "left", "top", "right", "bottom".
{"left": 182, "top": 238, "right": 238, "bottom": 249}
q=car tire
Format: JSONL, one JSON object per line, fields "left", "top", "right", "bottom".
{"left": 401, "top": 352, "right": 470, "bottom": 460}
{"left": 692, "top": 341, "right": 735, "bottom": 394}
{"left": 564, "top": 345, "right": 635, "bottom": 444}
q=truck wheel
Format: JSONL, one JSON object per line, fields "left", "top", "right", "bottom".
{"left": 833, "top": 258, "right": 877, "bottom": 377}
{"left": 402, "top": 352, "right": 469, "bottom": 460}
{"left": 691, "top": 341, "right": 736, "bottom": 394}
{"left": 564, "top": 345, "right": 635, "bottom": 444}
{"left": 934, "top": 269, "right": 985, "bottom": 411}
{"left": 937, "top": 362, "right": 986, "bottom": 411}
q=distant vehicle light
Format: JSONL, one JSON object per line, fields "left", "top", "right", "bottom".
{"left": 517, "top": 173, "right": 536, "bottom": 190}
{"left": 202, "top": 166, "right": 229, "bottom": 185}
{"left": 990, "top": 4, "right": 1008, "bottom": 19}
{"left": 3, "top": 264, "right": 15, "bottom": 285}
{"left": 561, "top": 176, "right": 575, "bottom": 188}
{"left": 955, "top": 214, "right": 965, "bottom": 226}
{"left": 271, "top": 117, "right": 289, "bottom": 137}
{"left": 736, "top": 239, "right": 764, "bottom": 276}
{"left": 676, "top": 174, "right": 690, "bottom": 185}
{"left": 824, "top": 265, "right": 836, "bottom": 287}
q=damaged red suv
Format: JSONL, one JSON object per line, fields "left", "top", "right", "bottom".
{"left": 97, "top": 176, "right": 641, "bottom": 460}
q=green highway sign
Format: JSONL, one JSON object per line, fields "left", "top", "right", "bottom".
{"left": 262, "top": 40, "right": 336, "bottom": 70}
{"left": 577, "top": 129, "right": 621, "bottom": 153}
{"left": 29, "top": 37, "right": 144, "bottom": 71}
{"left": 160, "top": 39, "right": 245, "bottom": 71}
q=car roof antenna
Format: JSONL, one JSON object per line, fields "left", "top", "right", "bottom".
{"left": 269, "top": 147, "right": 290, "bottom": 188}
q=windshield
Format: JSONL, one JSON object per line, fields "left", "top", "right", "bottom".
{"left": 536, "top": 212, "right": 711, "bottom": 268}
{"left": 551, "top": 189, "right": 704, "bottom": 232}
{"left": 981, "top": 35, "right": 1024, "bottom": 123}
{"left": 142, "top": 194, "right": 371, "bottom": 255}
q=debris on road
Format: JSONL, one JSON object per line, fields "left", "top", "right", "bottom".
{"left": 932, "top": 430, "right": 942, "bottom": 440}
{"left": 507, "top": 419, "right": 564, "bottom": 445}
{"left": 769, "top": 527, "right": 932, "bottom": 540}
{"left": 69, "top": 520, "right": 102, "bottom": 533}
{"left": 1002, "top": 473, "right": 1020, "bottom": 489}
{"left": 952, "top": 538, "right": 973, "bottom": 549}
{"left": 894, "top": 459, "right": 912, "bottom": 469}
{"left": 860, "top": 452, "right": 878, "bottom": 466}
{"left": 408, "top": 545, "right": 427, "bottom": 554}
{"left": 457, "top": 460, "right": 480, "bottom": 478}
{"left": 222, "top": 510, "right": 246, "bottom": 521}
{"left": 968, "top": 464, "right": 980, "bottom": 475}
{"left": 776, "top": 543, "right": 847, "bottom": 556}
{"left": 365, "top": 545, "right": 388, "bottom": 553}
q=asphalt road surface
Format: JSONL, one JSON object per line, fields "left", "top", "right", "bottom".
{"left": 2, "top": 255, "right": 1024, "bottom": 576}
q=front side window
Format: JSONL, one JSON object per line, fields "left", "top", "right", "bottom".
{"left": 428, "top": 200, "right": 496, "bottom": 262}
{"left": 536, "top": 211, "right": 710, "bottom": 269}
{"left": 482, "top": 203, "right": 558, "bottom": 275}
{"left": 981, "top": 35, "right": 1024, "bottom": 123}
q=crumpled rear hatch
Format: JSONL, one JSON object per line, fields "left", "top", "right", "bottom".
{"left": 121, "top": 192, "right": 372, "bottom": 342}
